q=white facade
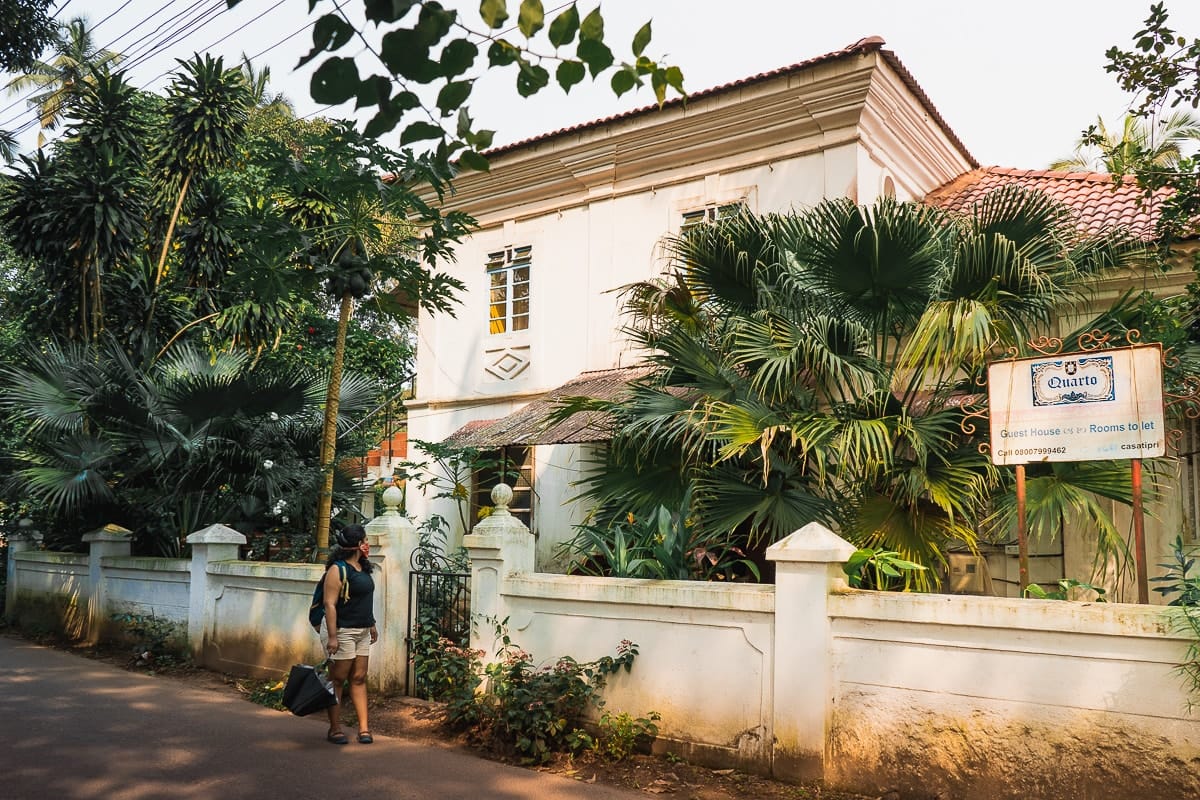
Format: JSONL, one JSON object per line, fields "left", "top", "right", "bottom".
{"left": 406, "top": 41, "right": 975, "bottom": 567}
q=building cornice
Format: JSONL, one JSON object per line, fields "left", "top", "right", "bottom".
{"left": 435, "top": 52, "right": 888, "bottom": 225}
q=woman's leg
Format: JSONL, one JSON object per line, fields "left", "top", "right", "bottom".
{"left": 348, "top": 655, "right": 370, "bottom": 736}
{"left": 326, "top": 657, "right": 353, "bottom": 736}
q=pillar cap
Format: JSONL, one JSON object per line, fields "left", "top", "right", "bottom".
{"left": 766, "top": 522, "right": 856, "bottom": 563}
{"left": 82, "top": 524, "right": 132, "bottom": 543}
{"left": 185, "top": 523, "right": 247, "bottom": 545}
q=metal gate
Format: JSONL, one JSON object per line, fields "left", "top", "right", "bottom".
{"left": 405, "top": 547, "right": 471, "bottom": 696}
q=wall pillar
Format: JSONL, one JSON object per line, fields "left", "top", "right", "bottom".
{"left": 765, "top": 522, "right": 857, "bottom": 783}
{"left": 81, "top": 524, "right": 132, "bottom": 642}
{"left": 185, "top": 524, "right": 245, "bottom": 663}
{"left": 365, "top": 485, "right": 418, "bottom": 692}
{"left": 4, "top": 525, "right": 37, "bottom": 619}
{"left": 462, "top": 484, "right": 534, "bottom": 655}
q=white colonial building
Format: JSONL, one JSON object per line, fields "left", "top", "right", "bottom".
{"left": 404, "top": 36, "right": 1194, "bottom": 593}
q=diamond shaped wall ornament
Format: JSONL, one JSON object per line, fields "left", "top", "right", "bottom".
{"left": 485, "top": 346, "right": 531, "bottom": 381}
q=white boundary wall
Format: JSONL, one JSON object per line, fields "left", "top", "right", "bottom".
{"left": 6, "top": 494, "right": 1198, "bottom": 798}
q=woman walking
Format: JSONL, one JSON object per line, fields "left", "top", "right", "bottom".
{"left": 320, "top": 524, "right": 378, "bottom": 744}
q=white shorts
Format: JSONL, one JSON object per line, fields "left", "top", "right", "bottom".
{"left": 320, "top": 622, "right": 372, "bottom": 660}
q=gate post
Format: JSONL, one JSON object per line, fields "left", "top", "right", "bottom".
{"left": 463, "top": 484, "right": 534, "bottom": 655}
{"left": 765, "top": 522, "right": 856, "bottom": 784}
{"left": 365, "top": 485, "right": 417, "bottom": 693}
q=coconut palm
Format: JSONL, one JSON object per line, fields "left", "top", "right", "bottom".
{"left": 0, "top": 128, "right": 17, "bottom": 163}
{"left": 562, "top": 188, "right": 1150, "bottom": 587}
{"left": 1050, "top": 111, "right": 1200, "bottom": 174}
{"left": 4, "top": 16, "right": 124, "bottom": 146}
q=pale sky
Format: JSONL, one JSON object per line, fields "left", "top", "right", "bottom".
{"left": 3, "top": 1, "right": 1199, "bottom": 169}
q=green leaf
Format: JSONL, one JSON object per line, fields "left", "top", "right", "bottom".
{"left": 517, "top": 0, "right": 544, "bottom": 38}
{"left": 297, "top": 14, "right": 352, "bottom": 66}
{"left": 515, "top": 62, "right": 550, "bottom": 97}
{"left": 310, "top": 57, "right": 360, "bottom": 104}
{"left": 355, "top": 75, "right": 392, "bottom": 109}
{"left": 610, "top": 67, "right": 636, "bottom": 97}
{"left": 381, "top": 29, "right": 435, "bottom": 79}
{"left": 364, "top": 0, "right": 419, "bottom": 23}
{"left": 466, "top": 127, "right": 495, "bottom": 150}
{"left": 488, "top": 40, "right": 519, "bottom": 67}
{"left": 632, "top": 21, "right": 651, "bottom": 56}
{"left": 415, "top": 2, "right": 456, "bottom": 45}
{"left": 436, "top": 80, "right": 473, "bottom": 115}
{"left": 480, "top": 0, "right": 509, "bottom": 29}
{"left": 651, "top": 67, "right": 667, "bottom": 105}
{"left": 580, "top": 7, "right": 604, "bottom": 40}
{"left": 548, "top": 5, "right": 580, "bottom": 48}
{"left": 458, "top": 150, "right": 490, "bottom": 172}
{"left": 664, "top": 65, "right": 684, "bottom": 95}
{"left": 556, "top": 60, "right": 586, "bottom": 93}
{"left": 400, "top": 121, "right": 445, "bottom": 145}
{"left": 576, "top": 38, "right": 613, "bottom": 77}
{"left": 363, "top": 102, "right": 402, "bottom": 138}
{"left": 440, "top": 38, "right": 478, "bottom": 77}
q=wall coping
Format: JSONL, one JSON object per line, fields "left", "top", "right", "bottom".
{"left": 10, "top": 551, "right": 88, "bottom": 565}
{"left": 209, "top": 560, "right": 324, "bottom": 581}
{"left": 505, "top": 573, "right": 776, "bottom": 613}
{"left": 831, "top": 589, "right": 1185, "bottom": 640}
{"left": 100, "top": 557, "right": 190, "bottom": 573}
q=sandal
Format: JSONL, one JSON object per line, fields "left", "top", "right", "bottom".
{"left": 357, "top": 731, "right": 374, "bottom": 744}
{"left": 327, "top": 729, "right": 348, "bottom": 745}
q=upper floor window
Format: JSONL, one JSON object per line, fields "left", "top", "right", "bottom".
{"left": 487, "top": 245, "right": 531, "bottom": 335}
{"left": 681, "top": 202, "right": 746, "bottom": 234}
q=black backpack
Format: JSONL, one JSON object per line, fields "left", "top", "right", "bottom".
{"left": 308, "top": 560, "right": 349, "bottom": 630}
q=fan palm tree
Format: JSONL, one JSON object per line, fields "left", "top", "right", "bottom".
{"left": 4, "top": 16, "right": 124, "bottom": 147}
{"left": 0, "top": 338, "right": 377, "bottom": 555}
{"left": 563, "top": 188, "right": 1150, "bottom": 587}
{"left": 1050, "top": 111, "right": 1200, "bottom": 174}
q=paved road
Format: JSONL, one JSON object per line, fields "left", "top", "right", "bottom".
{"left": 0, "top": 635, "right": 643, "bottom": 800}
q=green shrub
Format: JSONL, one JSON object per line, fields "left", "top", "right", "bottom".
{"left": 421, "top": 617, "right": 655, "bottom": 764}
{"left": 596, "top": 710, "right": 661, "bottom": 761}
{"left": 412, "top": 622, "right": 484, "bottom": 723}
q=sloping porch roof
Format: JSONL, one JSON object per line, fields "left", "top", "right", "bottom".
{"left": 925, "top": 166, "right": 1178, "bottom": 239}
{"left": 444, "top": 365, "right": 656, "bottom": 449}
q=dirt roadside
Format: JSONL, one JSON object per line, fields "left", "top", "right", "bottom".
{"left": 11, "top": 630, "right": 876, "bottom": 800}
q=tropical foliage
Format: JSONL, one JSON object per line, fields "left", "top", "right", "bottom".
{"left": 1103, "top": 4, "right": 1200, "bottom": 246}
{"left": 3, "top": 15, "right": 124, "bottom": 145}
{"left": 227, "top": 0, "right": 684, "bottom": 172}
{"left": 1050, "top": 111, "right": 1200, "bottom": 174}
{"left": 0, "top": 340, "right": 379, "bottom": 555}
{"left": 0, "top": 50, "right": 466, "bottom": 554}
{"left": 559, "top": 189, "right": 1154, "bottom": 587}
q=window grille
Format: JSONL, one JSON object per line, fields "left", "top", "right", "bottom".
{"left": 471, "top": 445, "right": 534, "bottom": 529}
{"left": 487, "top": 246, "right": 531, "bottom": 335}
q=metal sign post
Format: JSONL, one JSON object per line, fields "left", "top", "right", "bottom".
{"left": 1015, "top": 464, "right": 1030, "bottom": 594}
{"left": 1131, "top": 458, "right": 1149, "bottom": 603}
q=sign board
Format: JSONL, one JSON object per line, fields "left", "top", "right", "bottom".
{"left": 987, "top": 346, "right": 1164, "bottom": 465}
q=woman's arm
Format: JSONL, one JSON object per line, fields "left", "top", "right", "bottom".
{"left": 322, "top": 564, "right": 342, "bottom": 655}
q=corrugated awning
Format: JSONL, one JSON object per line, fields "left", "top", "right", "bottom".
{"left": 443, "top": 365, "right": 655, "bottom": 448}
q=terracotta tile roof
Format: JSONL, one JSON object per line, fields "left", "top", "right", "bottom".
{"left": 925, "top": 166, "right": 1174, "bottom": 239}
{"left": 444, "top": 365, "right": 656, "bottom": 448}
{"left": 486, "top": 37, "right": 977, "bottom": 168}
